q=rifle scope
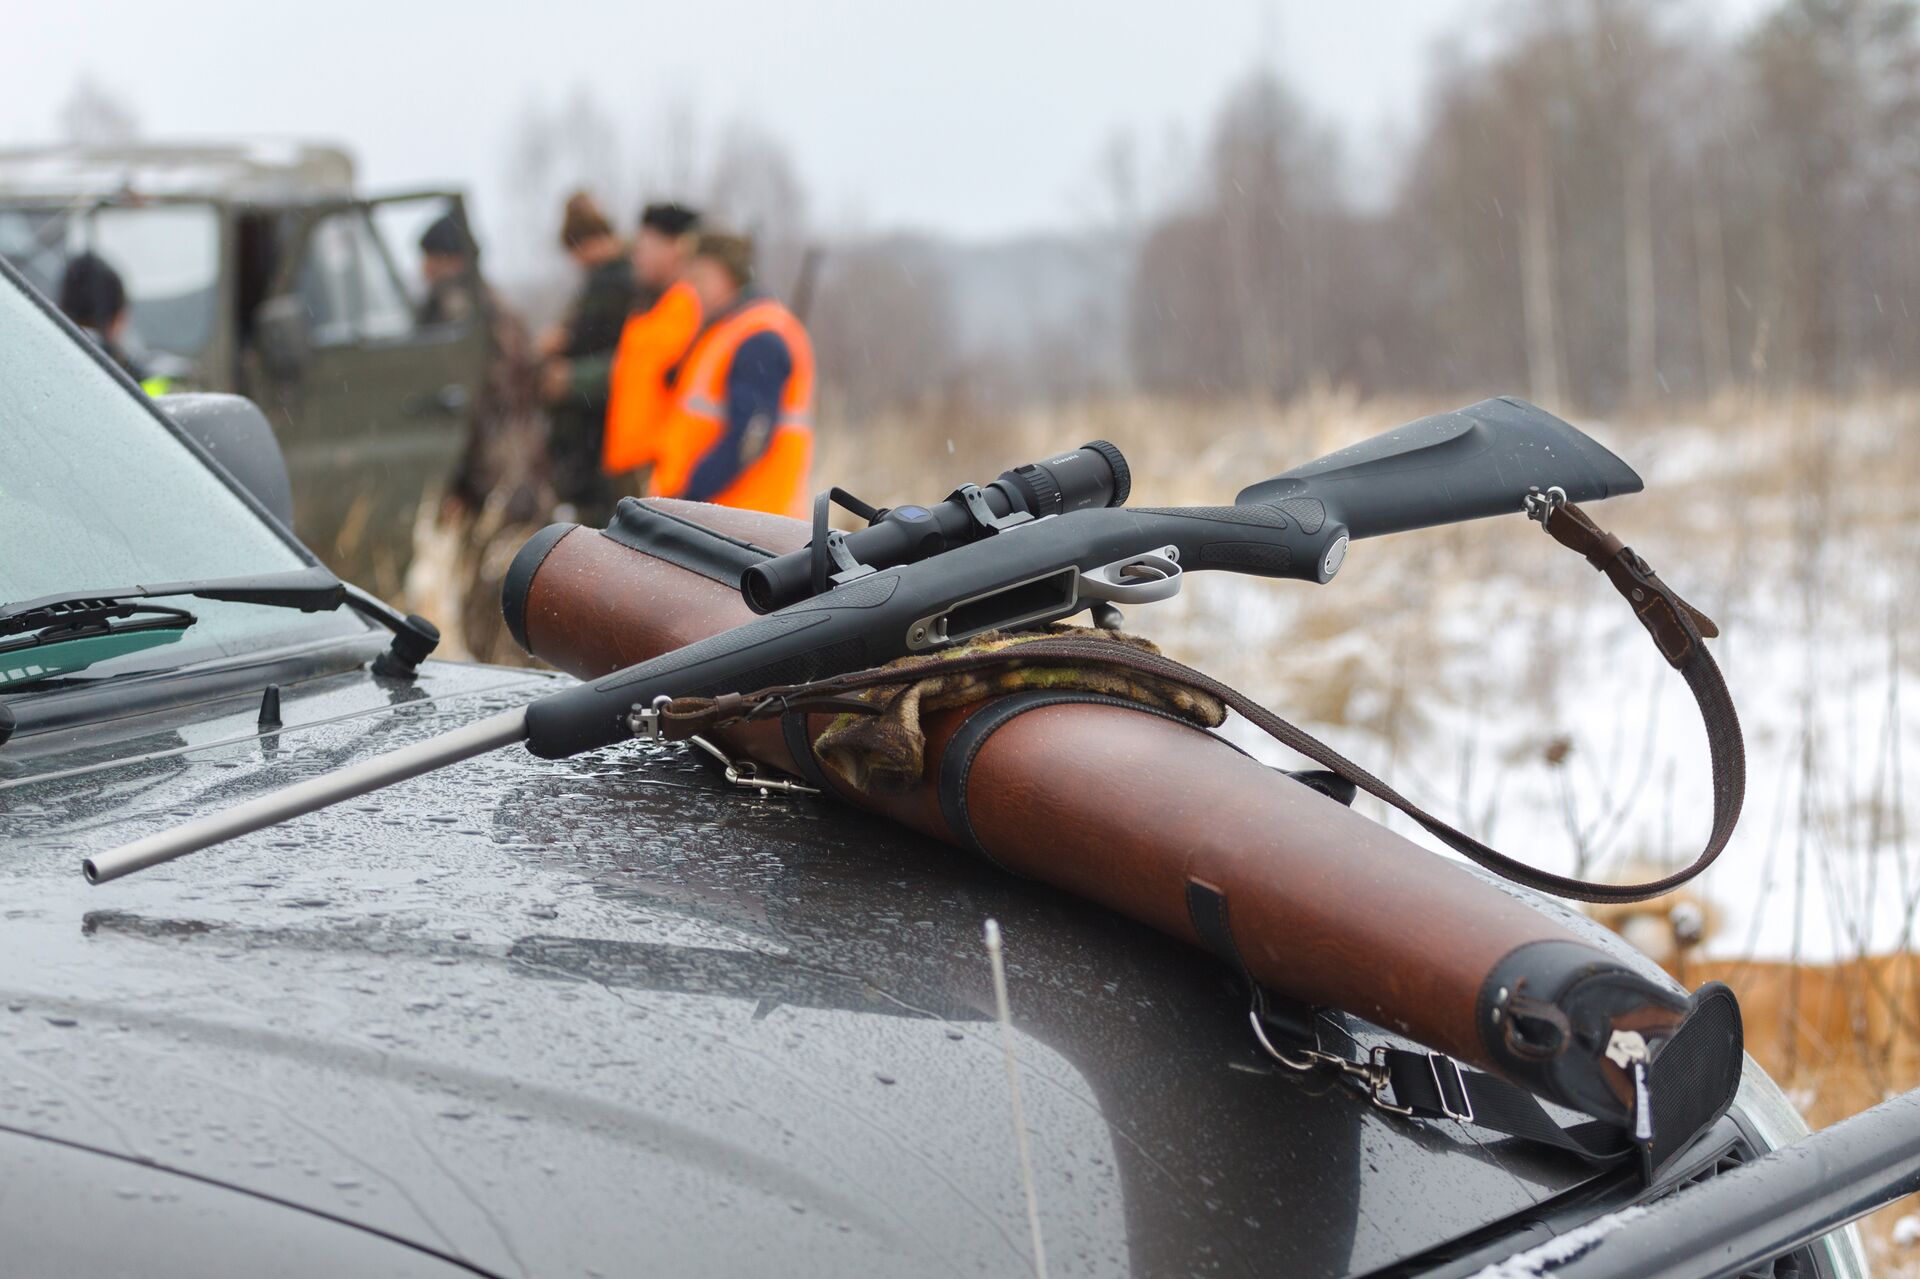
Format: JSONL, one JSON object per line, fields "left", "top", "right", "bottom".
{"left": 741, "top": 440, "right": 1131, "bottom": 613}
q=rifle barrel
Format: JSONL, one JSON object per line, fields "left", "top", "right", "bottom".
{"left": 83, "top": 708, "right": 528, "bottom": 884}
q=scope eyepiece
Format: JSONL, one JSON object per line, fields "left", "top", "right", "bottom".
{"left": 740, "top": 440, "right": 1130, "bottom": 613}
{"left": 997, "top": 440, "right": 1130, "bottom": 519}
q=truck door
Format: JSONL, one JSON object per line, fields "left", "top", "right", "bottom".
{"left": 255, "top": 193, "right": 484, "bottom": 596}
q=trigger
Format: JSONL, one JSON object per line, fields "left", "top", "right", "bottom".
{"left": 1077, "top": 546, "right": 1185, "bottom": 605}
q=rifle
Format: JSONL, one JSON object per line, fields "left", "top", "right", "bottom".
{"left": 83, "top": 396, "right": 1744, "bottom": 1173}
{"left": 86, "top": 396, "right": 1645, "bottom": 875}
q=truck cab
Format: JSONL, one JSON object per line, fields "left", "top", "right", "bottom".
{"left": 0, "top": 142, "right": 487, "bottom": 595}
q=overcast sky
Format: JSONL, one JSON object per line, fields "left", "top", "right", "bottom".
{"left": 8, "top": 0, "right": 1770, "bottom": 245}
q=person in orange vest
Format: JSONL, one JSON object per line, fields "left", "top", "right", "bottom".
{"left": 651, "top": 232, "right": 815, "bottom": 517}
{"left": 599, "top": 202, "right": 704, "bottom": 478}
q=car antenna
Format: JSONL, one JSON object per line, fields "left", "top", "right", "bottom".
{"left": 985, "top": 919, "right": 1049, "bottom": 1279}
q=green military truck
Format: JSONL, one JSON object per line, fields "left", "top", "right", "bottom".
{"left": 0, "top": 142, "right": 487, "bottom": 594}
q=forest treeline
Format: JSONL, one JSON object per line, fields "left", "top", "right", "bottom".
{"left": 1125, "top": 0, "right": 1920, "bottom": 413}
{"left": 495, "top": 0, "right": 1920, "bottom": 418}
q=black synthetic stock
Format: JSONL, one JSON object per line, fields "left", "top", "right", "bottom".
{"left": 520, "top": 399, "right": 1642, "bottom": 760}
{"left": 1236, "top": 396, "right": 1643, "bottom": 540}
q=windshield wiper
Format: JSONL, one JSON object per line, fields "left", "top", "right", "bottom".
{"left": 0, "top": 566, "right": 441, "bottom": 680}
{"left": 0, "top": 567, "right": 345, "bottom": 640}
{"left": 0, "top": 598, "right": 199, "bottom": 647}
{"left": 1, "top": 597, "right": 199, "bottom": 646}
{"left": 0, "top": 601, "right": 197, "bottom": 691}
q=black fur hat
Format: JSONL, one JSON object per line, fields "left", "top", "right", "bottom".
{"left": 639, "top": 202, "right": 701, "bottom": 237}
{"left": 59, "top": 252, "right": 127, "bottom": 330}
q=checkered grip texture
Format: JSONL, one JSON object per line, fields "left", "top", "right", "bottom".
{"left": 1649, "top": 980, "right": 1744, "bottom": 1173}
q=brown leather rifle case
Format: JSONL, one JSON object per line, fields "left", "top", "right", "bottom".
{"left": 503, "top": 498, "right": 1743, "bottom": 1176}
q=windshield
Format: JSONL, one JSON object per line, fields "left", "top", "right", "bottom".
{"left": 0, "top": 201, "right": 219, "bottom": 358}
{"left": 0, "top": 268, "right": 360, "bottom": 686}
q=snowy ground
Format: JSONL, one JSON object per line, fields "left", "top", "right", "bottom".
{"left": 826, "top": 391, "right": 1920, "bottom": 965}
{"left": 1169, "top": 401, "right": 1916, "bottom": 964}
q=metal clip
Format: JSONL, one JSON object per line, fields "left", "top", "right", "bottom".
{"left": 1248, "top": 990, "right": 1374, "bottom": 1082}
{"left": 1365, "top": 1047, "right": 1474, "bottom": 1123}
{"left": 1250, "top": 990, "right": 1475, "bottom": 1124}
{"left": 1249, "top": 1003, "right": 1331, "bottom": 1074}
{"left": 686, "top": 735, "right": 821, "bottom": 798}
{"left": 626, "top": 695, "right": 672, "bottom": 741}
{"left": 1523, "top": 485, "right": 1568, "bottom": 529}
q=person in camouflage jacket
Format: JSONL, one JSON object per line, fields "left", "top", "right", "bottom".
{"left": 537, "top": 192, "right": 638, "bottom": 526}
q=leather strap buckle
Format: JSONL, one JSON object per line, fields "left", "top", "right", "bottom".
{"left": 1427, "top": 1052, "right": 1475, "bottom": 1123}
{"left": 1366, "top": 1046, "right": 1475, "bottom": 1123}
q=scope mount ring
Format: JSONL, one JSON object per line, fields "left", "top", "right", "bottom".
{"left": 809, "top": 486, "right": 888, "bottom": 596}
{"left": 954, "top": 484, "right": 1035, "bottom": 535}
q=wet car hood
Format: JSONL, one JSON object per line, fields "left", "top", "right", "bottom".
{"left": 2, "top": 659, "right": 1637, "bottom": 1277}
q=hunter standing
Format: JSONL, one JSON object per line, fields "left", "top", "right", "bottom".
{"left": 600, "top": 202, "right": 703, "bottom": 482}
{"left": 652, "top": 232, "right": 814, "bottom": 516}
{"left": 539, "top": 193, "right": 638, "bottom": 526}
{"left": 57, "top": 252, "right": 157, "bottom": 390}
{"left": 415, "top": 213, "right": 543, "bottom": 522}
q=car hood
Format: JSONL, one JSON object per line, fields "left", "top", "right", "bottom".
{"left": 2, "top": 659, "right": 1623, "bottom": 1277}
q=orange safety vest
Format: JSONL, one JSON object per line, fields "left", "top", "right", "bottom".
{"left": 652, "top": 296, "right": 814, "bottom": 517}
{"left": 600, "top": 281, "right": 702, "bottom": 475}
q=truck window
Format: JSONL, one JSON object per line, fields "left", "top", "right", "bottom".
{"left": 89, "top": 204, "right": 220, "bottom": 357}
{"left": 298, "top": 209, "right": 415, "bottom": 347}
{"left": 0, "top": 203, "right": 219, "bottom": 358}
{"left": 368, "top": 195, "right": 462, "bottom": 313}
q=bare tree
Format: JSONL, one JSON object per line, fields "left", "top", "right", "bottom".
{"left": 57, "top": 76, "right": 139, "bottom": 145}
{"left": 1744, "top": 0, "right": 1920, "bottom": 390}
{"left": 1127, "top": 67, "right": 1341, "bottom": 404}
{"left": 1519, "top": 112, "right": 1566, "bottom": 409}
{"left": 807, "top": 237, "right": 958, "bottom": 419}
{"left": 496, "top": 85, "right": 634, "bottom": 293}
{"left": 649, "top": 96, "right": 703, "bottom": 200}
{"left": 702, "top": 119, "right": 812, "bottom": 301}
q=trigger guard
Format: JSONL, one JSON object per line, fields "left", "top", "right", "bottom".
{"left": 1077, "top": 547, "right": 1184, "bottom": 604}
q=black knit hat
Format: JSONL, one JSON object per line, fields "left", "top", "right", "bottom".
{"left": 59, "top": 252, "right": 127, "bottom": 330}
{"left": 419, "top": 213, "right": 477, "bottom": 259}
{"left": 639, "top": 202, "right": 701, "bottom": 236}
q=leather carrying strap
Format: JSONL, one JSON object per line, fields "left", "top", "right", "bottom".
{"left": 659, "top": 498, "right": 1744, "bottom": 906}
